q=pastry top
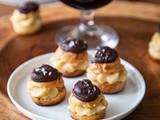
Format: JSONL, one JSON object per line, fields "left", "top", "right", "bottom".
{"left": 73, "top": 80, "right": 100, "bottom": 102}
{"left": 148, "top": 26, "right": 160, "bottom": 60}
{"left": 28, "top": 77, "right": 64, "bottom": 89}
{"left": 69, "top": 93, "right": 107, "bottom": 108}
{"left": 59, "top": 39, "right": 87, "bottom": 53}
{"left": 54, "top": 47, "right": 88, "bottom": 63}
{"left": 89, "top": 58, "right": 123, "bottom": 74}
{"left": 18, "top": 2, "right": 39, "bottom": 14}
{"left": 149, "top": 26, "right": 160, "bottom": 44}
{"left": 92, "top": 46, "right": 118, "bottom": 63}
{"left": 151, "top": 26, "right": 160, "bottom": 41}
{"left": 31, "top": 64, "right": 62, "bottom": 82}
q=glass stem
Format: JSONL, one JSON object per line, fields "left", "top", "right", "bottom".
{"left": 79, "top": 10, "right": 95, "bottom": 34}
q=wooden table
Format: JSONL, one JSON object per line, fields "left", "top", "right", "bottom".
{"left": 0, "top": 1, "right": 160, "bottom": 119}
{"left": 0, "top": 4, "right": 14, "bottom": 17}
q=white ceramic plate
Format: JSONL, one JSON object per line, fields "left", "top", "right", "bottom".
{"left": 7, "top": 53, "right": 146, "bottom": 120}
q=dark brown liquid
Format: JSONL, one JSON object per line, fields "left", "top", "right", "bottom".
{"left": 60, "top": 0, "right": 112, "bottom": 10}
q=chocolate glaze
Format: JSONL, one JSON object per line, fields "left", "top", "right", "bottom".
{"left": 60, "top": 39, "right": 87, "bottom": 53}
{"left": 73, "top": 79, "right": 100, "bottom": 102}
{"left": 92, "top": 46, "right": 118, "bottom": 63}
{"left": 18, "top": 2, "right": 39, "bottom": 14}
{"left": 31, "top": 64, "right": 62, "bottom": 82}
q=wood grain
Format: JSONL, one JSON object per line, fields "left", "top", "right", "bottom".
{"left": 0, "top": 4, "right": 14, "bottom": 17}
{"left": 128, "top": 0, "right": 160, "bottom": 4}
{"left": 0, "top": 1, "right": 160, "bottom": 120}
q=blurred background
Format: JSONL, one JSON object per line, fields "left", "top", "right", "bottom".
{"left": 0, "top": 0, "right": 159, "bottom": 16}
{"left": 0, "top": 0, "right": 55, "bottom": 6}
{"left": 0, "top": 0, "right": 160, "bottom": 6}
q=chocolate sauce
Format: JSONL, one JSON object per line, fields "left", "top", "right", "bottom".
{"left": 18, "top": 2, "right": 39, "bottom": 14}
{"left": 31, "top": 64, "right": 62, "bottom": 82}
{"left": 73, "top": 79, "right": 100, "bottom": 102}
{"left": 60, "top": 39, "right": 87, "bottom": 53}
{"left": 92, "top": 46, "right": 118, "bottom": 63}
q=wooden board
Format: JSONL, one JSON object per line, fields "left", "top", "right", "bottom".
{"left": 0, "top": 1, "right": 160, "bottom": 119}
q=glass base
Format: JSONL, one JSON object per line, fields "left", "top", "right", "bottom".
{"left": 56, "top": 24, "right": 119, "bottom": 50}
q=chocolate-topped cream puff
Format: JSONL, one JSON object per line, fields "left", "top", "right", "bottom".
{"left": 10, "top": 2, "right": 42, "bottom": 35}
{"left": 87, "top": 46, "right": 128, "bottom": 94}
{"left": 51, "top": 39, "right": 89, "bottom": 77}
{"left": 68, "top": 80, "right": 108, "bottom": 120}
{"left": 27, "top": 64, "right": 66, "bottom": 106}
{"left": 148, "top": 26, "right": 160, "bottom": 60}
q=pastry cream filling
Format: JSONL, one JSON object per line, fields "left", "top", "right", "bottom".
{"left": 10, "top": 10, "right": 41, "bottom": 30}
{"left": 68, "top": 98, "right": 107, "bottom": 116}
{"left": 87, "top": 68, "right": 127, "bottom": 84}
{"left": 149, "top": 40, "right": 160, "bottom": 59}
{"left": 52, "top": 58, "right": 88, "bottom": 73}
{"left": 27, "top": 86, "right": 59, "bottom": 100}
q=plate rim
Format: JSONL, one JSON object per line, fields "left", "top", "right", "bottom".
{"left": 7, "top": 53, "right": 146, "bottom": 120}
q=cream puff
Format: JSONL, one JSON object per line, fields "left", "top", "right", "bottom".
{"left": 27, "top": 64, "right": 66, "bottom": 106}
{"left": 148, "top": 27, "right": 160, "bottom": 60}
{"left": 10, "top": 2, "right": 42, "bottom": 35}
{"left": 87, "top": 46, "right": 128, "bottom": 94}
{"left": 51, "top": 39, "right": 89, "bottom": 77}
{"left": 68, "top": 80, "right": 108, "bottom": 120}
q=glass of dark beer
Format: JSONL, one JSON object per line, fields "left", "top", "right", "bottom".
{"left": 56, "top": 0, "right": 119, "bottom": 50}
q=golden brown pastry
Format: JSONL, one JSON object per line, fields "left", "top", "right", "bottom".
{"left": 27, "top": 64, "right": 66, "bottom": 106}
{"left": 68, "top": 80, "right": 108, "bottom": 120}
{"left": 87, "top": 46, "right": 127, "bottom": 94}
{"left": 148, "top": 27, "right": 160, "bottom": 60}
{"left": 51, "top": 39, "right": 89, "bottom": 77}
{"left": 10, "top": 2, "right": 42, "bottom": 35}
